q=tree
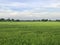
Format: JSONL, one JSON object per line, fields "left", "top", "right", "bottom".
{"left": 15, "top": 19, "right": 20, "bottom": 22}
{"left": 0, "top": 18, "right": 5, "bottom": 21}
{"left": 6, "top": 18, "right": 11, "bottom": 21}
{"left": 11, "top": 19, "right": 15, "bottom": 21}
{"left": 41, "top": 19, "right": 48, "bottom": 22}
{"left": 56, "top": 19, "right": 60, "bottom": 22}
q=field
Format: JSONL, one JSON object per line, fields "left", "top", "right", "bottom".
{"left": 0, "top": 22, "right": 60, "bottom": 45}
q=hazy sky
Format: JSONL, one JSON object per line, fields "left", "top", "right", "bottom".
{"left": 0, "top": 0, "right": 60, "bottom": 20}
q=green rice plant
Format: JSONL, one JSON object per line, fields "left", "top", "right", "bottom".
{"left": 0, "top": 22, "right": 60, "bottom": 45}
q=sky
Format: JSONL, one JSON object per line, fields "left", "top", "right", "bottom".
{"left": 0, "top": 0, "right": 60, "bottom": 20}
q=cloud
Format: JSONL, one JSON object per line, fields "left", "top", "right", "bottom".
{"left": 0, "top": 7, "right": 60, "bottom": 20}
{"left": 0, "top": 0, "right": 60, "bottom": 20}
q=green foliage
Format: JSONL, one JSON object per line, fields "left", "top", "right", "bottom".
{"left": 0, "top": 22, "right": 60, "bottom": 45}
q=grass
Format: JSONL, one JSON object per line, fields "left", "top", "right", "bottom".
{"left": 0, "top": 22, "right": 60, "bottom": 45}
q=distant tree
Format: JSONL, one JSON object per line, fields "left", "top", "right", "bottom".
{"left": 56, "top": 19, "right": 60, "bottom": 22}
{"left": 32, "top": 20, "right": 36, "bottom": 22}
{"left": 15, "top": 19, "right": 20, "bottom": 22}
{"left": 0, "top": 18, "right": 5, "bottom": 21}
{"left": 11, "top": 19, "right": 15, "bottom": 21}
{"left": 37, "top": 20, "right": 40, "bottom": 22}
{"left": 6, "top": 18, "right": 11, "bottom": 21}
{"left": 49, "top": 20, "right": 52, "bottom": 21}
{"left": 41, "top": 19, "right": 48, "bottom": 22}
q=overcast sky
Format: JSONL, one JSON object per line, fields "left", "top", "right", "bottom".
{"left": 0, "top": 0, "right": 60, "bottom": 20}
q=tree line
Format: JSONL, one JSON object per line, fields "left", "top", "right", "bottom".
{"left": 0, "top": 18, "right": 60, "bottom": 22}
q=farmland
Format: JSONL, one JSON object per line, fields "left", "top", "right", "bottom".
{"left": 0, "top": 22, "right": 60, "bottom": 45}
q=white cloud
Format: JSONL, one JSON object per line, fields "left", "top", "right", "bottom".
{"left": 0, "top": 2, "right": 28, "bottom": 8}
{"left": 0, "top": 7, "right": 60, "bottom": 20}
{"left": 0, "top": 0, "right": 60, "bottom": 20}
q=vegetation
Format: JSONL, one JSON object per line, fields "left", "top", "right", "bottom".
{"left": 0, "top": 18, "right": 60, "bottom": 22}
{"left": 0, "top": 22, "right": 60, "bottom": 45}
